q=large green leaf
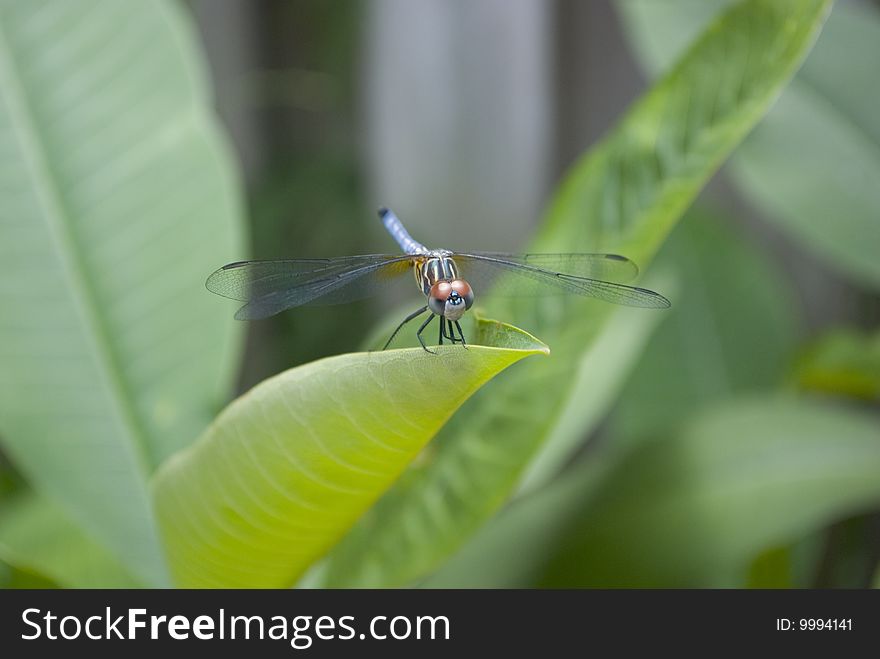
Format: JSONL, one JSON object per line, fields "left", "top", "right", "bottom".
{"left": 152, "top": 319, "right": 547, "bottom": 587}
{"left": 0, "top": 0, "right": 245, "bottom": 585}
{"left": 323, "top": 0, "right": 831, "bottom": 587}
{"left": 618, "top": 0, "right": 880, "bottom": 287}
{"left": 428, "top": 398, "right": 880, "bottom": 587}
{"left": 0, "top": 492, "right": 139, "bottom": 588}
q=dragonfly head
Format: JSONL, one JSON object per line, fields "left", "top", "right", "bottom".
{"left": 428, "top": 279, "right": 474, "bottom": 321}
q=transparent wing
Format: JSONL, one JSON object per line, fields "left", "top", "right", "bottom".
{"left": 453, "top": 252, "right": 670, "bottom": 308}
{"left": 206, "top": 254, "right": 415, "bottom": 320}
{"left": 457, "top": 252, "right": 640, "bottom": 282}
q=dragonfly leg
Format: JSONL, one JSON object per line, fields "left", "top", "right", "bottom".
{"left": 383, "top": 305, "right": 428, "bottom": 350}
{"left": 438, "top": 315, "right": 444, "bottom": 346}
{"left": 445, "top": 319, "right": 462, "bottom": 344}
{"left": 440, "top": 317, "right": 454, "bottom": 343}
{"left": 455, "top": 320, "right": 469, "bottom": 349}
{"left": 439, "top": 318, "right": 458, "bottom": 344}
{"left": 416, "top": 314, "right": 437, "bottom": 354}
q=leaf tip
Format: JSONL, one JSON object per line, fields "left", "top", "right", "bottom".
{"left": 471, "top": 316, "right": 549, "bottom": 355}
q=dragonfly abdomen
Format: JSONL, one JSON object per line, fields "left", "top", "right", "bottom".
{"left": 379, "top": 207, "right": 427, "bottom": 255}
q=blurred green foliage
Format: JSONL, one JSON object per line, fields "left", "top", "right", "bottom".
{"left": 1, "top": 0, "right": 878, "bottom": 590}
{"left": 618, "top": 0, "right": 880, "bottom": 289}
{"left": 0, "top": 493, "right": 138, "bottom": 588}
{"left": 427, "top": 398, "right": 880, "bottom": 587}
{"left": 608, "top": 208, "right": 800, "bottom": 447}
{"left": 793, "top": 329, "right": 880, "bottom": 400}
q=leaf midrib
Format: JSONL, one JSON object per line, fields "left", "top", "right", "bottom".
{"left": 0, "top": 18, "right": 153, "bottom": 476}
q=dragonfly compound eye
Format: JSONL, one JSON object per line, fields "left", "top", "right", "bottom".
{"left": 435, "top": 280, "right": 473, "bottom": 321}
{"left": 450, "top": 280, "right": 474, "bottom": 310}
{"left": 428, "top": 281, "right": 453, "bottom": 316}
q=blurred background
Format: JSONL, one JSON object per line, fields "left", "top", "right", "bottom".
{"left": 185, "top": 0, "right": 879, "bottom": 382}
{"left": 185, "top": 0, "right": 676, "bottom": 386}
{"left": 1, "top": 0, "right": 878, "bottom": 588}
{"left": 190, "top": 0, "right": 880, "bottom": 587}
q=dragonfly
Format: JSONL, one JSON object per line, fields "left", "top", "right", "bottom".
{"left": 206, "top": 208, "right": 671, "bottom": 352}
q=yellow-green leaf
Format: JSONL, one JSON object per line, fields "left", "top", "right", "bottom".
{"left": 152, "top": 319, "right": 547, "bottom": 587}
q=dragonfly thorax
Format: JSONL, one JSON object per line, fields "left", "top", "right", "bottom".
{"left": 414, "top": 252, "right": 457, "bottom": 296}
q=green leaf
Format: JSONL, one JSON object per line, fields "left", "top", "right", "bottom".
{"left": 515, "top": 270, "right": 677, "bottom": 494}
{"left": 0, "top": 559, "right": 59, "bottom": 589}
{"left": 609, "top": 208, "right": 800, "bottom": 446}
{"left": 615, "top": 0, "right": 737, "bottom": 75}
{"left": 793, "top": 329, "right": 880, "bottom": 400}
{"left": 0, "top": 492, "right": 140, "bottom": 588}
{"left": 0, "top": 1, "right": 245, "bottom": 585}
{"left": 429, "top": 398, "right": 880, "bottom": 587}
{"left": 618, "top": 0, "right": 880, "bottom": 287}
{"left": 152, "top": 319, "right": 547, "bottom": 587}
{"left": 421, "top": 455, "right": 614, "bottom": 588}
{"left": 744, "top": 546, "right": 793, "bottom": 588}
{"left": 323, "top": 0, "right": 832, "bottom": 587}
{"left": 541, "top": 398, "right": 880, "bottom": 587}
